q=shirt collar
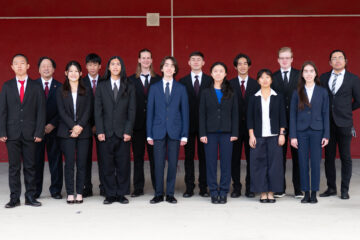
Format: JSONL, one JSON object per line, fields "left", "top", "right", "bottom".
{"left": 331, "top": 69, "right": 346, "bottom": 76}
{"left": 16, "top": 75, "right": 28, "bottom": 82}
{"left": 255, "top": 88, "right": 277, "bottom": 97}
{"left": 88, "top": 74, "right": 99, "bottom": 81}
{"left": 41, "top": 77, "right": 53, "bottom": 86}
{"left": 238, "top": 75, "right": 248, "bottom": 83}
{"left": 191, "top": 71, "right": 203, "bottom": 80}
{"left": 280, "top": 67, "right": 292, "bottom": 74}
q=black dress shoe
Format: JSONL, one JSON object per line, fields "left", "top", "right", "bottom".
{"left": 245, "top": 191, "right": 255, "bottom": 198}
{"left": 295, "top": 190, "right": 304, "bottom": 199}
{"left": 131, "top": 189, "right": 144, "bottom": 197}
{"left": 103, "top": 197, "right": 117, "bottom": 204}
{"left": 211, "top": 196, "right": 219, "bottom": 204}
{"left": 259, "top": 198, "right": 268, "bottom": 203}
{"left": 33, "top": 193, "right": 40, "bottom": 199}
{"left": 83, "top": 189, "right": 93, "bottom": 198}
{"left": 118, "top": 196, "right": 129, "bottom": 204}
{"left": 199, "top": 190, "right": 210, "bottom": 197}
{"left": 25, "top": 197, "right": 42, "bottom": 207}
{"left": 267, "top": 198, "right": 276, "bottom": 203}
{"left": 219, "top": 196, "right": 227, "bottom": 204}
{"left": 310, "top": 191, "right": 318, "bottom": 203}
{"left": 51, "top": 193, "right": 63, "bottom": 199}
{"left": 319, "top": 188, "right": 337, "bottom": 197}
{"left": 230, "top": 191, "right": 241, "bottom": 198}
{"left": 183, "top": 190, "right": 194, "bottom": 198}
{"left": 166, "top": 195, "right": 177, "bottom": 204}
{"left": 301, "top": 191, "right": 310, "bottom": 203}
{"left": 5, "top": 199, "right": 20, "bottom": 208}
{"left": 341, "top": 192, "right": 350, "bottom": 200}
{"left": 150, "top": 195, "right": 164, "bottom": 204}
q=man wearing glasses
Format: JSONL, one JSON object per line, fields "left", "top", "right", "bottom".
{"left": 320, "top": 50, "right": 360, "bottom": 200}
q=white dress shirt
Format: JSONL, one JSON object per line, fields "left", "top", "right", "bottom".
{"left": 72, "top": 92, "right": 77, "bottom": 121}
{"left": 305, "top": 84, "right": 315, "bottom": 102}
{"left": 16, "top": 75, "right": 28, "bottom": 94}
{"left": 191, "top": 72, "right": 203, "bottom": 86}
{"left": 238, "top": 75, "right": 248, "bottom": 89}
{"left": 140, "top": 73, "right": 151, "bottom": 86}
{"left": 88, "top": 74, "right": 99, "bottom": 89}
{"left": 280, "top": 67, "right": 292, "bottom": 82}
{"left": 111, "top": 78, "right": 120, "bottom": 90}
{"left": 255, "top": 89, "right": 278, "bottom": 137}
{"left": 41, "top": 77, "right": 52, "bottom": 90}
{"left": 328, "top": 69, "right": 345, "bottom": 94}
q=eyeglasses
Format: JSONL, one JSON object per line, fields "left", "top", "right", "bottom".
{"left": 331, "top": 56, "right": 345, "bottom": 61}
{"left": 278, "top": 57, "right": 292, "bottom": 60}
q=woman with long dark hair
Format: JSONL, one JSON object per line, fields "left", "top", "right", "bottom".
{"left": 290, "top": 61, "right": 329, "bottom": 203}
{"left": 199, "top": 62, "right": 238, "bottom": 204}
{"left": 56, "top": 61, "right": 92, "bottom": 204}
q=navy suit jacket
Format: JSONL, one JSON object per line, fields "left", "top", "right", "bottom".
{"left": 289, "top": 85, "right": 330, "bottom": 139}
{"left": 147, "top": 80, "right": 189, "bottom": 140}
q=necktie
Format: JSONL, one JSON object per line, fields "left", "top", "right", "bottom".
{"left": 194, "top": 75, "right": 200, "bottom": 96}
{"left": 142, "top": 74, "right": 149, "bottom": 95}
{"left": 331, "top": 73, "right": 340, "bottom": 95}
{"left": 283, "top": 71, "right": 289, "bottom": 84}
{"left": 165, "top": 82, "right": 170, "bottom": 104}
{"left": 44, "top": 82, "right": 49, "bottom": 99}
{"left": 19, "top": 80, "right": 25, "bottom": 103}
{"left": 240, "top": 80, "right": 246, "bottom": 99}
{"left": 92, "top": 79, "right": 96, "bottom": 95}
{"left": 113, "top": 82, "right": 119, "bottom": 100}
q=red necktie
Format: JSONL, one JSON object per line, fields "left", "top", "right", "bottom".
{"left": 44, "top": 82, "right": 49, "bottom": 98}
{"left": 241, "top": 80, "right": 246, "bottom": 99}
{"left": 92, "top": 80, "right": 96, "bottom": 95}
{"left": 19, "top": 80, "right": 25, "bottom": 103}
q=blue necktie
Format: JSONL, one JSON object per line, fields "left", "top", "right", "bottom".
{"left": 165, "top": 82, "right": 170, "bottom": 104}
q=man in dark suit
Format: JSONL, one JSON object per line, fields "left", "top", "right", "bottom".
{"left": 147, "top": 56, "right": 189, "bottom": 204}
{"left": 129, "top": 49, "right": 160, "bottom": 197}
{"left": 179, "top": 51, "right": 211, "bottom": 198}
{"left": 319, "top": 49, "right": 360, "bottom": 199}
{"left": 229, "top": 53, "right": 259, "bottom": 198}
{"left": 82, "top": 53, "right": 105, "bottom": 197}
{"left": 0, "top": 54, "right": 46, "bottom": 208}
{"left": 34, "top": 57, "right": 63, "bottom": 199}
{"left": 271, "top": 47, "right": 303, "bottom": 198}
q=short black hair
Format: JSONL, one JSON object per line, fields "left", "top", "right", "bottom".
{"left": 189, "top": 51, "right": 204, "bottom": 59}
{"left": 256, "top": 69, "right": 273, "bottom": 81}
{"left": 85, "top": 53, "right": 101, "bottom": 64}
{"left": 38, "top": 56, "right": 56, "bottom": 69}
{"left": 329, "top": 49, "right": 347, "bottom": 61}
{"left": 12, "top": 53, "right": 28, "bottom": 64}
{"left": 233, "top": 53, "right": 252, "bottom": 67}
{"left": 160, "top": 56, "right": 179, "bottom": 77}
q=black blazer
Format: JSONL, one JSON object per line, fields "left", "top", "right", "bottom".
{"left": 320, "top": 70, "right": 360, "bottom": 127}
{"left": 247, "top": 91, "right": 287, "bottom": 138}
{"left": 0, "top": 78, "right": 46, "bottom": 140}
{"left": 199, "top": 87, "right": 239, "bottom": 138}
{"left": 94, "top": 79, "right": 136, "bottom": 138}
{"left": 129, "top": 73, "right": 161, "bottom": 131}
{"left": 36, "top": 78, "right": 62, "bottom": 127}
{"left": 56, "top": 86, "right": 92, "bottom": 139}
{"left": 83, "top": 75, "right": 100, "bottom": 127}
{"left": 179, "top": 73, "right": 212, "bottom": 134}
{"left": 271, "top": 68, "right": 300, "bottom": 118}
{"left": 229, "top": 76, "right": 260, "bottom": 135}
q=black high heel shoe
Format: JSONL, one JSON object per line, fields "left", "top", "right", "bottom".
{"left": 67, "top": 195, "right": 75, "bottom": 204}
{"left": 75, "top": 199, "right": 83, "bottom": 204}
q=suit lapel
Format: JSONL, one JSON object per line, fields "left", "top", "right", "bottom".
{"left": 105, "top": 80, "right": 115, "bottom": 102}
{"left": 22, "top": 79, "right": 31, "bottom": 104}
{"left": 168, "top": 81, "right": 177, "bottom": 104}
{"left": 210, "top": 88, "right": 221, "bottom": 106}
{"left": 10, "top": 78, "right": 21, "bottom": 105}
{"left": 116, "top": 82, "right": 125, "bottom": 104}
{"left": 49, "top": 80, "right": 58, "bottom": 99}
{"left": 335, "top": 71, "right": 348, "bottom": 96}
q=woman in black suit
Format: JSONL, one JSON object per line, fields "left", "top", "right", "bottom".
{"left": 199, "top": 62, "right": 238, "bottom": 204}
{"left": 247, "top": 69, "right": 286, "bottom": 203}
{"left": 56, "top": 61, "right": 92, "bottom": 204}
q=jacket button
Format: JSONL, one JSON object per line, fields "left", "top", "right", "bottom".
{"left": 218, "top": 116, "right": 220, "bottom": 119}
{"left": 20, "top": 109, "right": 23, "bottom": 111}
{"left": 20, "top": 120, "right": 23, "bottom": 122}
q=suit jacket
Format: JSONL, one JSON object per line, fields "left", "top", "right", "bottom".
{"left": 320, "top": 70, "right": 360, "bottom": 127}
{"left": 129, "top": 73, "right": 161, "bottom": 131}
{"left": 0, "top": 78, "right": 46, "bottom": 140}
{"left": 83, "top": 75, "right": 100, "bottom": 127}
{"left": 247, "top": 92, "right": 287, "bottom": 138}
{"left": 179, "top": 73, "right": 212, "bottom": 134}
{"left": 229, "top": 76, "right": 260, "bottom": 135}
{"left": 289, "top": 85, "right": 330, "bottom": 139}
{"left": 146, "top": 80, "right": 189, "bottom": 140}
{"left": 35, "top": 78, "right": 62, "bottom": 128}
{"left": 199, "top": 87, "right": 239, "bottom": 138}
{"left": 56, "top": 86, "right": 92, "bottom": 139}
{"left": 271, "top": 68, "right": 300, "bottom": 119}
{"left": 95, "top": 79, "right": 136, "bottom": 138}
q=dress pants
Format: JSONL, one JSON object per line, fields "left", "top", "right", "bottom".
{"left": 297, "top": 129, "right": 322, "bottom": 191}
{"left": 60, "top": 138, "right": 90, "bottom": 195}
{"left": 84, "top": 135, "right": 105, "bottom": 193}
{"left": 204, "top": 133, "right": 233, "bottom": 197}
{"left": 281, "top": 133, "right": 301, "bottom": 192}
{"left": 6, "top": 135, "right": 37, "bottom": 200}
{"left": 100, "top": 135, "right": 131, "bottom": 197}
{"left": 132, "top": 129, "right": 155, "bottom": 191}
{"left": 325, "top": 119, "right": 352, "bottom": 193}
{"left": 231, "top": 123, "right": 250, "bottom": 192}
{"left": 184, "top": 131, "right": 207, "bottom": 191}
{"left": 35, "top": 130, "right": 63, "bottom": 196}
{"left": 250, "top": 136, "right": 284, "bottom": 193}
{"left": 153, "top": 135, "right": 180, "bottom": 196}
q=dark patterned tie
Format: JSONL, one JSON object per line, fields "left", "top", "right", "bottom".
{"left": 240, "top": 80, "right": 245, "bottom": 99}
{"left": 165, "top": 82, "right": 170, "bottom": 104}
{"left": 331, "top": 73, "right": 340, "bottom": 95}
{"left": 92, "top": 79, "right": 96, "bottom": 95}
{"left": 283, "top": 71, "right": 289, "bottom": 84}
{"left": 113, "top": 82, "right": 119, "bottom": 100}
{"left": 142, "top": 74, "right": 149, "bottom": 95}
{"left": 44, "top": 82, "right": 49, "bottom": 99}
{"left": 194, "top": 75, "right": 200, "bottom": 96}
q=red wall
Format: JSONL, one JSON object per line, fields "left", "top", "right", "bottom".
{"left": 1, "top": 0, "right": 360, "bottom": 161}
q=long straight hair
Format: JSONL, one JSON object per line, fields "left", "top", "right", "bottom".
{"left": 102, "top": 56, "right": 130, "bottom": 96}
{"left": 210, "top": 62, "right": 233, "bottom": 99}
{"left": 297, "top": 61, "right": 321, "bottom": 110}
{"left": 62, "top": 61, "right": 86, "bottom": 97}
{"left": 135, "top": 49, "right": 156, "bottom": 78}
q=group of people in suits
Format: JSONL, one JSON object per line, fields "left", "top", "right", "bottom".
{"left": 1, "top": 47, "right": 359, "bottom": 208}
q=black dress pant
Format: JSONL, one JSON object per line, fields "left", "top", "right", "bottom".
{"left": 60, "top": 138, "right": 90, "bottom": 195}
{"left": 184, "top": 131, "right": 207, "bottom": 191}
{"left": 325, "top": 119, "right": 353, "bottom": 193}
{"left": 231, "top": 125, "right": 250, "bottom": 192}
{"left": 84, "top": 135, "right": 105, "bottom": 192}
{"left": 6, "top": 135, "right": 37, "bottom": 200}
{"left": 132, "top": 129, "right": 155, "bottom": 191}
{"left": 100, "top": 135, "right": 131, "bottom": 197}
{"left": 35, "top": 131, "right": 63, "bottom": 196}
